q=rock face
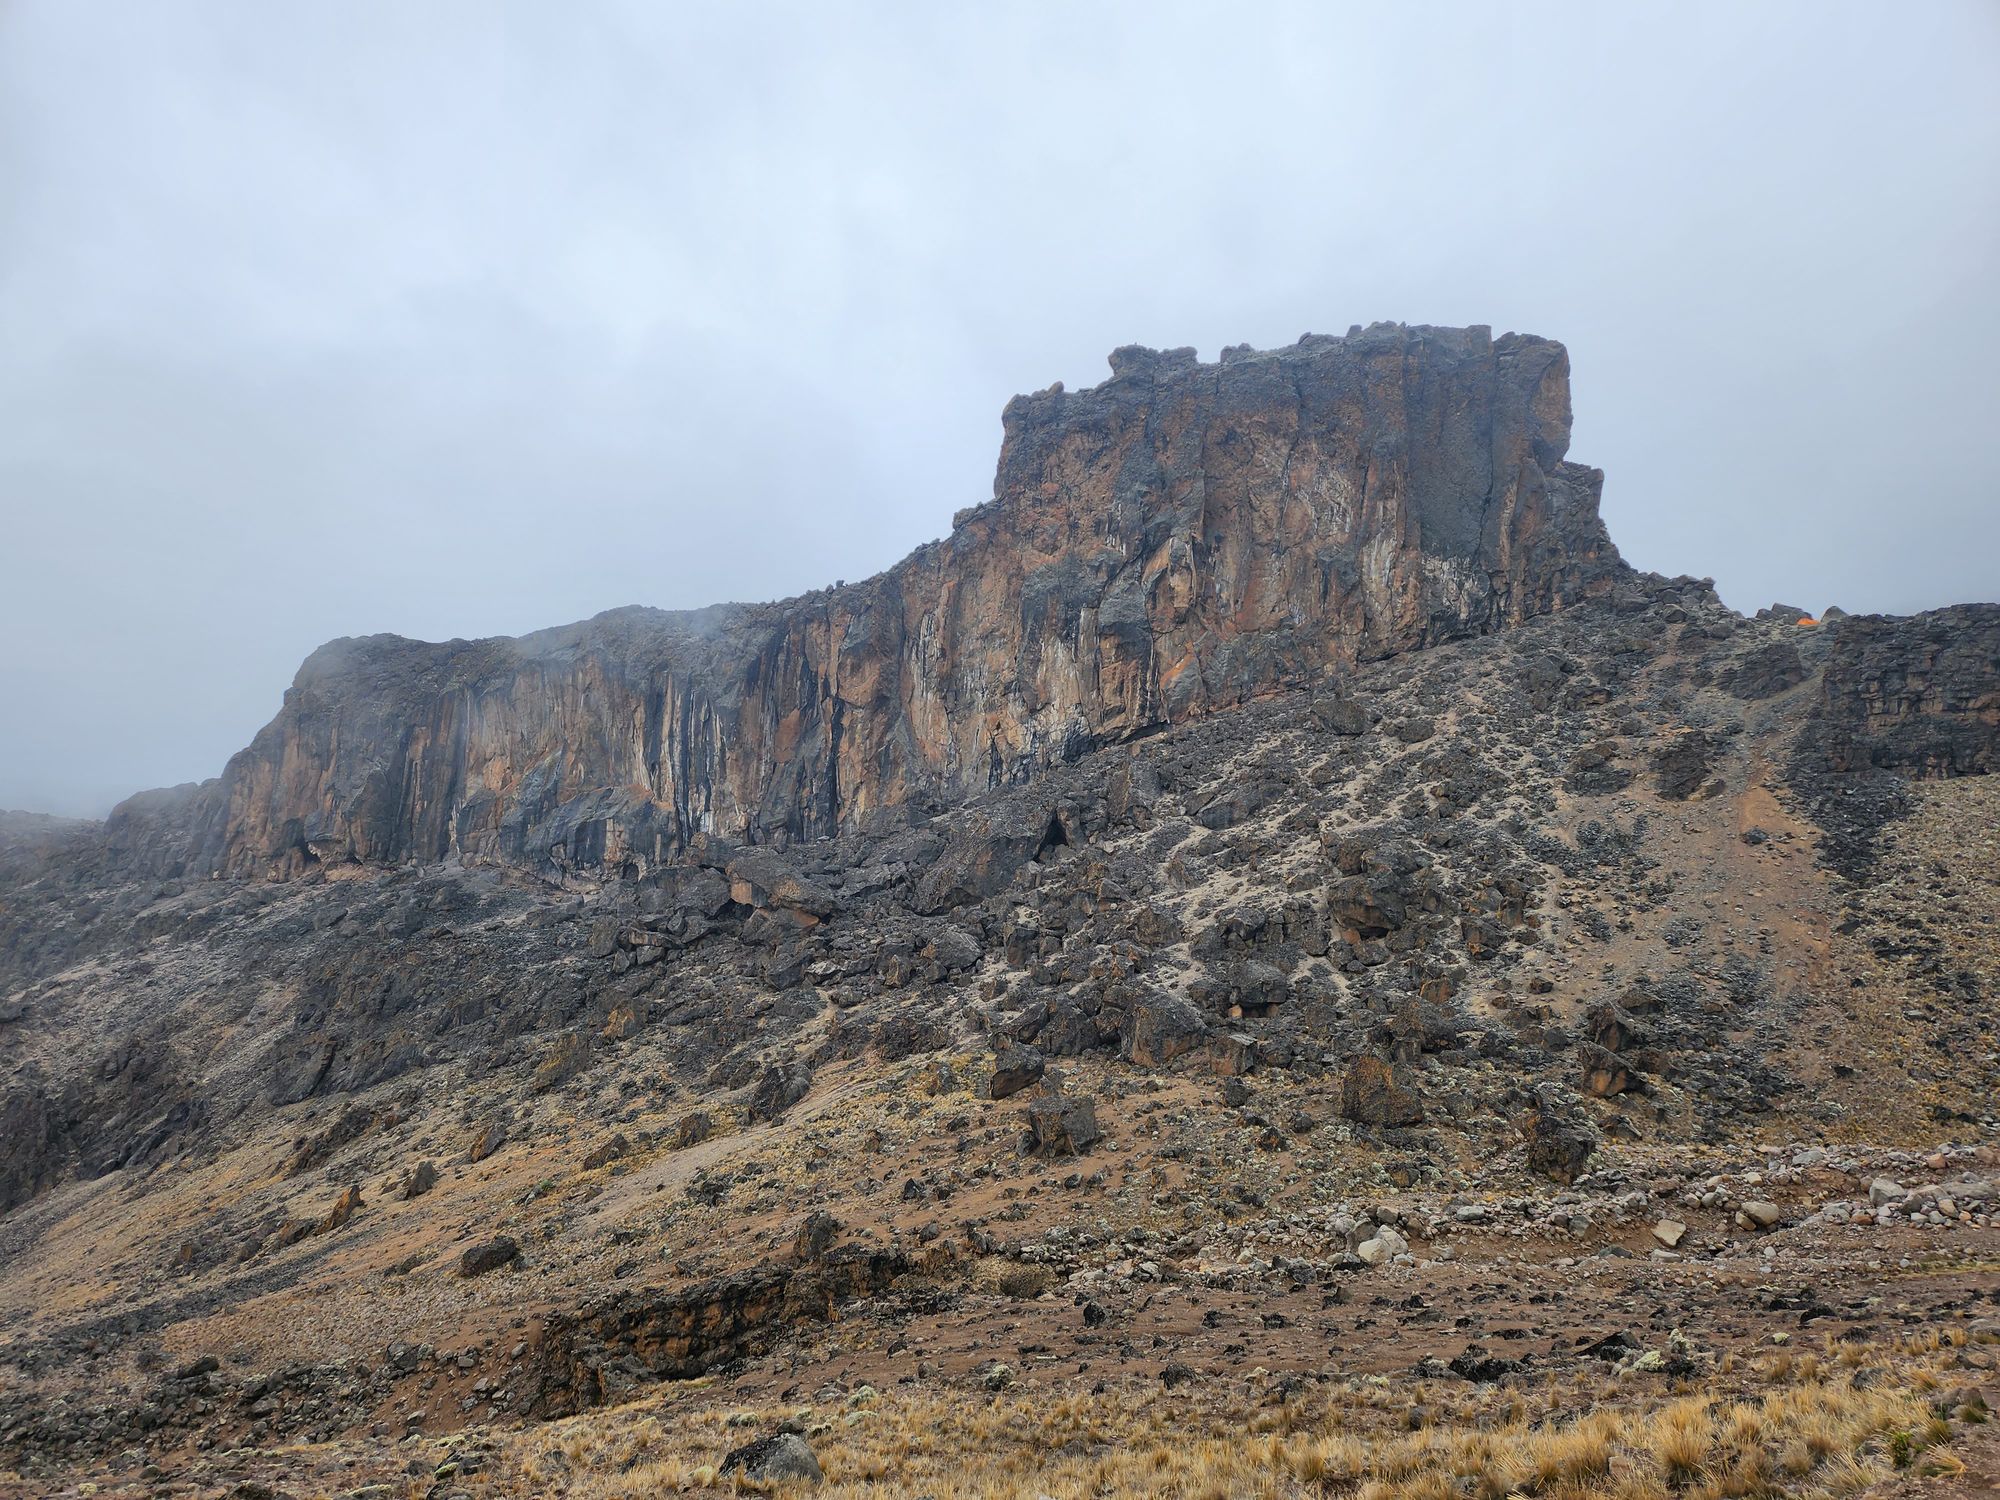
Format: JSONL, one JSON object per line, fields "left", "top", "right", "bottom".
{"left": 1814, "top": 604, "right": 2000, "bottom": 777}
{"left": 140, "top": 324, "right": 1621, "bottom": 883}
{"left": 529, "top": 1249, "right": 913, "bottom": 1414}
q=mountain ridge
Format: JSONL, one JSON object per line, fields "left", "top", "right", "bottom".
{"left": 108, "top": 322, "right": 1627, "bottom": 885}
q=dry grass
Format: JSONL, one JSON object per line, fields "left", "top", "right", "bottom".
{"left": 424, "top": 1345, "right": 1969, "bottom": 1500}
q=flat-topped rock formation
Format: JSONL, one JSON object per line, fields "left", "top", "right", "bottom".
{"left": 137, "top": 323, "right": 1624, "bottom": 882}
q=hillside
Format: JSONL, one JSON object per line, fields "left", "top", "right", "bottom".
{"left": 1, "top": 327, "right": 1997, "bottom": 1498}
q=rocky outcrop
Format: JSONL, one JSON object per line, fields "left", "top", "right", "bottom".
{"left": 1813, "top": 604, "right": 2000, "bottom": 777}
{"left": 528, "top": 1248, "right": 915, "bottom": 1415}
{"left": 132, "top": 324, "right": 1621, "bottom": 883}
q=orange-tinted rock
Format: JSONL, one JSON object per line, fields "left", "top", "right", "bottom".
{"left": 1339, "top": 1054, "right": 1425, "bottom": 1126}
{"left": 318, "top": 1183, "right": 363, "bottom": 1233}
{"left": 124, "top": 324, "right": 1623, "bottom": 882}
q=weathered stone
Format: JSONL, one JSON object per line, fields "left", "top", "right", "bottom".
{"left": 1024, "top": 1095, "right": 1101, "bottom": 1155}
{"left": 1737, "top": 1200, "right": 1782, "bottom": 1230}
{"left": 720, "top": 1432, "right": 822, "bottom": 1486}
{"left": 318, "top": 1183, "right": 363, "bottom": 1234}
{"left": 1652, "top": 730, "right": 1722, "bottom": 801}
{"left": 1339, "top": 1055, "right": 1424, "bottom": 1127}
{"left": 791, "top": 1211, "right": 840, "bottom": 1264}
{"left": 669, "top": 1110, "right": 716, "bottom": 1151}
{"left": 1521, "top": 1097, "right": 1597, "bottom": 1184}
{"left": 1579, "top": 1044, "right": 1636, "bottom": 1098}
{"left": 1121, "top": 991, "right": 1208, "bottom": 1067}
{"left": 987, "top": 1043, "right": 1045, "bottom": 1100}
{"left": 529, "top": 1249, "right": 911, "bottom": 1413}
{"left": 401, "top": 1160, "right": 438, "bottom": 1200}
{"left": 140, "top": 326, "right": 1622, "bottom": 883}
{"left": 1311, "top": 695, "right": 1371, "bottom": 735}
{"left": 465, "top": 1117, "right": 507, "bottom": 1164}
{"left": 581, "top": 1134, "right": 630, "bottom": 1171}
{"left": 1814, "top": 605, "right": 2000, "bottom": 777}
{"left": 458, "top": 1237, "right": 519, "bottom": 1277}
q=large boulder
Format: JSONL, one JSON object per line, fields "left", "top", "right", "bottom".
{"left": 1121, "top": 991, "right": 1208, "bottom": 1067}
{"left": 458, "top": 1236, "right": 520, "bottom": 1277}
{"left": 724, "top": 849, "right": 836, "bottom": 920}
{"left": 720, "top": 1432, "right": 823, "bottom": 1485}
{"left": 1024, "top": 1095, "right": 1102, "bottom": 1156}
{"left": 1312, "top": 694, "right": 1372, "bottom": 736}
{"left": 317, "top": 1183, "right": 363, "bottom": 1233}
{"left": 1339, "top": 1055, "right": 1424, "bottom": 1127}
{"left": 913, "top": 817, "right": 1048, "bottom": 914}
{"left": 1520, "top": 1094, "right": 1598, "bottom": 1184}
{"left": 988, "top": 1043, "right": 1046, "bottom": 1100}
{"left": 1579, "top": 1045, "right": 1637, "bottom": 1098}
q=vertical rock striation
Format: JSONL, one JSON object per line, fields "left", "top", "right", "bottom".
{"left": 142, "top": 323, "right": 1625, "bottom": 881}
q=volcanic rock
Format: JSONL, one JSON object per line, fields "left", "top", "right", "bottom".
{"left": 720, "top": 1432, "right": 822, "bottom": 1485}
{"left": 458, "top": 1238, "right": 520, "bottom": 1278}
{"left": 987, "top": 1043, "right": 1045, "bottom": 1101}
{"left": 1339, "top": 1055, "right": 1424, "bottom": 1127}
{"left": 129, "top": 325, "right": 1621, "bottom": 883}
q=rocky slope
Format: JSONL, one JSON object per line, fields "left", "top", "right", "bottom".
{"left": 134, "top": 324, "right": 1621, "bottom": 885}
{"left": 1, "top": 324, "right": 1996, "bottom": 1496}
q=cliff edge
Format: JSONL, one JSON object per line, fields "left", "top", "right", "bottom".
{"left": 130, "top": 323, "right": 1624, "bottom": 881}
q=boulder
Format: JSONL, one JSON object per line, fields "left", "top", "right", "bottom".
{"left": 1520, "top": 1095, "right": 1598, "bottom": 1184}
{"left": 1339, "top": 1055, "right": 1424, "bottom": 1127}
{"left": 913, "top": 820, "right": 1046, "bottom": 914}
{"left": 401, "top": 1160, "right": 439, "bottom": 1200}
{"left": 1121, "top": 991, "right": 1208, "bottom": 1067}
{"left": 720, "top": 1432, "right": 822, "bottom": 1486}
{"left": 465, "top": 1117, "right": 508, "bottom": 1164}
{"left": 1024, "top": 1095, "right": 1102, "bottom": 1156}
{"left": 318, "top": 1183, "right": 363, "bottom": 1234}
{"left": 792, "top": 1211, "right": 840, "bottom": 1264}
{"left": 669, "top": 1110, "right": 715, "bottom": 1150}
{"left": 458, "top": 1236, "right": 520, "bottom": 1278}
{"left": 1579, "top": 1045, "right": 1637, "bottom": 1098}
{"left": 1737, "top": 1200, "right": 1783, "bottom": 1231}
{"left": 724, "top": 850, "right": 836, "bottom": 920}
{"left": 581, "top": 1134, "right": 630, "bottom": 1170}
{"left": 987, "top": 1043, "right": 1045, "bottom": 1101}
{"left": 1312, "top": 695, "right": 1372, "bottom": 736}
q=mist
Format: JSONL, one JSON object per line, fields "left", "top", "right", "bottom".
{"left": 3, "top": 1, "right": 1996, "bottom": 817}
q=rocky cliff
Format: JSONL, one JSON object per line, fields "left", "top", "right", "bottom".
{"left": 139, "top": 324, "right": 1623, "bottom": 882}
{"left": 1813, "top": 604, "right": 2000, "bottom": 777}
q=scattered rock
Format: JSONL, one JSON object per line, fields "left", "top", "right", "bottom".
{"left": 1122, "top": 991, "right": 1208, "bottom": 1067}
{"left": 318, "top": 1184, "right": 363, "bottom": 1233}
{"left": 465, "top": 1118, "right": 508, "bottom": 1164}
{"left": 792, "top": 1211, "right": 840, "bottom": 1264}
{"left": 401, "top": 1160, "right": 439, "bottom": 1200}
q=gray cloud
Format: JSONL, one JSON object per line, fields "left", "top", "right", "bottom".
{"left": 3, "top": 0, "right": 1997, "bottom": 815}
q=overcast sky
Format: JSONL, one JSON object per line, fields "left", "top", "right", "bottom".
{"left": 3, "top": 2, "right": 1997, "bottom": 817}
